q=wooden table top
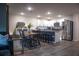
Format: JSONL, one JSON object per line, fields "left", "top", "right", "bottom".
{"left": 12, "top": 32, "right": 38, "bottom": 40}
{"left": 26, "top": 32, "right": 37, "bottom": 35}
{"left": 12, "top": 37, "right": 22, "bottom": 40}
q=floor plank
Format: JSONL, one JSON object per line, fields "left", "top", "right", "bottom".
{"left": 13, "top": 40, "right": 79, "bottom": 56}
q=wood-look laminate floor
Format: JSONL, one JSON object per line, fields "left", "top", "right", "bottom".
{"left": 13, "top": 40, "right": 79, "bottom": 56}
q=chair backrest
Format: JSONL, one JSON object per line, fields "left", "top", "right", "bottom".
{"left": 18, "top": 28, "right": 28, "bottom": 38}
{"left": 18, "top": 29, "right": 25, "bottom": 38}
{"left": 22, "top": 29, "right": 28, "bottom": 37}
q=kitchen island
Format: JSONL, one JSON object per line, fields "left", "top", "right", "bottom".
{"left": 32, "top": 29, "right": 62, "bottom": 43}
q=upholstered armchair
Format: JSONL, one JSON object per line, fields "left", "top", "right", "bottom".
{"left": 0, "top": 35, "right": 14, "bottom": 56}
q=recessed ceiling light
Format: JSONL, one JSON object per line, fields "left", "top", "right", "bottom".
{"left": 20, "top": 12, "right": 25, "bottom": 15}
{"left": 27, "top": 6, "right": 32, "bottom": 11}
{"left": 47, "top": 11, "right": 51, "bottom": 15}
{"left": 57, "top": 15, "right": 62, "bottom": 17}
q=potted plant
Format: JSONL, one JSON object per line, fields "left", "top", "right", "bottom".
{"left": 27, "top": 23, "right": 32, "bottom": 33}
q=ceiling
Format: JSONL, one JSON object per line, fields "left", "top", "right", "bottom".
{"left": 8, "top": 3, "right": 79, "bottom": 20}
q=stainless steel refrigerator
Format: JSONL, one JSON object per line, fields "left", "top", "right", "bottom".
{"left": 63, "top": 20, "right": 73, "bottom": 41}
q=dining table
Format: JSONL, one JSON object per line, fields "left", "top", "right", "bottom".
{"left": 11, "top": 32, "right": 39, "bottom": 54}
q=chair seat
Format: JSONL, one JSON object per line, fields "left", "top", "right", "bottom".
{"left": 0, "top": 49, "right": 11, "bottom": 56}
{"left": 0, "top": 45, "right": 9, "bottom": 50}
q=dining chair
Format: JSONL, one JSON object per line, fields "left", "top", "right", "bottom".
{"left": 23, "top": 29, "right": 41, "bottom": 48}
{"left": 18, "top": 29, "right": 41, "bottom": 54}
